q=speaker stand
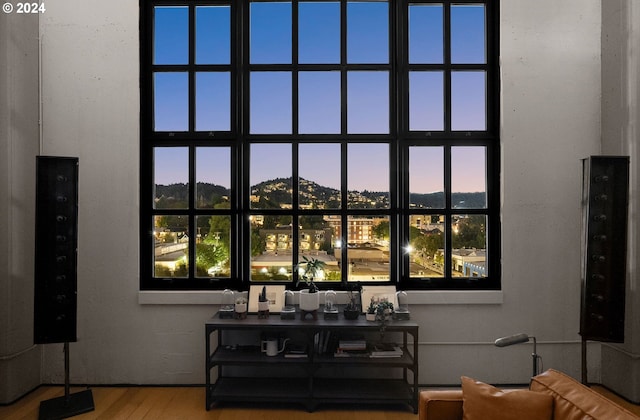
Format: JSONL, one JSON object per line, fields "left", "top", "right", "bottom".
{"left": 581, "top": 337, "right": 588, "bottom": 385}
{"left": 39, "top": 342, "right": 94, "bottom": 420}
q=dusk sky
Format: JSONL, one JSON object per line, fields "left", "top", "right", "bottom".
{"left": 152, "top": 2, "right": 487, "bottom": 194}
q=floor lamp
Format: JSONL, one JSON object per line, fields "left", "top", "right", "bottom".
{"left": 495, "top": 333, "right": 541, "bottom": 377}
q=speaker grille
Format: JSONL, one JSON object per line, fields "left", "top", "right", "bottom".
{"left": 580, "top": 156, "right": 629, "bottom": 343}
{"left": 34, "top": 156, "right": 79, "bottom": 344}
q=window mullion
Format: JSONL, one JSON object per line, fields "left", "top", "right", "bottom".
{"left": 444, "top": 145, "right": 453, "bottom": 279}
{"left": 443, "top": 2, "right": 452, "bottom": 132}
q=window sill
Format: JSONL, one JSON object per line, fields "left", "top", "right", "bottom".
{"left": 138, "top": 290, "right": 503, "bottom": 305}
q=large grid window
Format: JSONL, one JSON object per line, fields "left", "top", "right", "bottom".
{"left": 140, "top": 0, "right": 500, "bottom": 291}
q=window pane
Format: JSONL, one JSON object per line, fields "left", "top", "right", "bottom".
{"left": 299, "top": 72, "right": 341, "bottom": 134}
{"left": 299, "top": 144, "right": 341, "bottom": 209}
{"left": 347, "top": 71, "right": 389, "bottom": 134}
{"left": 452, "top": 215, "right": 487, "bottom": 277}
{"left": 196, "top": 6, "right": 231, "bottom": 65}
{"left": 347, "top": 216, "right": 389, "bottom": 281}
{"left": 154, "top": 215, "right": 189, "bottom": 278}
{"left": 250, "top": 72, "right": 292, "bottom": 134}
{"left": 408, "top": 214, "right": 444, "bottom": 278}
{"left": 347, "top": 1, "right": 389, "bottom": 64}
{"left": 451, "top": 146, "right": 486, "bottom": 208}
{"left": 409, "top": 4, "right": 443, "bottom": 64}
{"left": 196, "top": 72, "right": 230, "bottom": 131}
{"left": 299, "top": 2, "right": 340, "bottom": 64}
{"left": 154, "top": 72, "right": 188, "bottom": 132}
{"left": 298, "top": 216, "right": 340, "bottom": 283}
{"left": 348, "top": 143, "right": 389, "bottom": 209}
{"left": 409, "top": 71, "right": 444, "bottom": 131}
{"left": 195, "top": 147, "right": 230, "bottom": 209}
{"left": 410, "top": 146, "right": 444, "bottom": 209}
{"left": 250, "top": 2, "right": 292, "bottom": 64}
{"left": 251, "top": 215, "right": 293, "bottom": 281}
{"left": 451, "top": 71, "right": 486, "bottom": 131}
{"left": 196, "top": 215, "right": 231, "bottom": 278}
{"left": 154, "top": 147, "right": 188, "bottom": 209}
{"left": 250, "top": 143, "right": 292, "bottom": 209}
{"left": 154, "top": 6, "right": 188, "bottom": 65}
{"left": 451, "top": 4, "right": 486, "bottom": 64}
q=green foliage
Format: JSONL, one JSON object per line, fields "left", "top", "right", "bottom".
{"left": 295, "top": 256, "right": 326, "bottom": 293}
{"left": 451, "top": 215, "right": 486, "bottom": 249}
{"left": 372, "top": 220, "right": 390, "bottom": 241}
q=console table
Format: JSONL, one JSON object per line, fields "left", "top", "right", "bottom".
{"left": 205, "top": 313, "right": 419, "bottom": 412}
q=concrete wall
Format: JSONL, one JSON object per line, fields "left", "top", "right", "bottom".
{"left": 1, "top": 0, "right": 614, "bottom": 399}
{"left": 0, "top": 12, "right": 42, "bottom": 403}
{"left": 601, "top": 0, "right": 640, "bottom": 403}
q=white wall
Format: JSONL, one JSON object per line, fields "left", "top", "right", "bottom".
{"left": 601, "top": 0, "right": 640, "bottom": 402}
{"left": 11, "top": 0, "right": 604, "bottom": 388}
{"left": 0, "top": 11, "right": 42, "bottom": 403}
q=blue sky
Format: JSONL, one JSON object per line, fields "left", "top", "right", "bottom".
{"left": 152, "top": 2, "right": 487, "bottom": 194}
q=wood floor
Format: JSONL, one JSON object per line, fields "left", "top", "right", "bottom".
{"left": 0, "top": 386, "right": 418, "bottom": 420}
{"left": 1, "top": 384, "right": 638, "bottom": 419}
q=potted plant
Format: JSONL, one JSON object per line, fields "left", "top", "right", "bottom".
{"left": 366, "top": 298, "right": 378, "bottom": 321}
{"left": 343, "top": 283, "right": 360, "bottom": 320}
{"left": 375, "top": 299, "right": 394, "bottom": 322}
{"left": 375, "top": 299, "right": 394, "bottom": 338}
{"left": 295, "top": 256, "right": 325, "bottom": 315}
{"left": 258, "top": 286, "right": 269, "bottom": 319}
{"left": 234, "top": 296, "right": 248, "bottom": 320}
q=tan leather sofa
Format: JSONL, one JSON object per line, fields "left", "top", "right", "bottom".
{"left": 419, "top": 369, "right": 639, "bottom": 420}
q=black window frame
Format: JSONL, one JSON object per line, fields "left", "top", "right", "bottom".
{"left": 140, "top": 0, "right": 501, "bottom": 291}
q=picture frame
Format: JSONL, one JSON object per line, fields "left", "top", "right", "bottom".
{"left": 360, "top": 285, "right": 398, "bottom": 313}
{"left": 248, "top": 285, "right": 286, "bottom": 313}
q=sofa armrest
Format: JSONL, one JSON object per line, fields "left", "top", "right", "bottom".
{"left": 419, "top": 390, "right": 464, "bottom": 420}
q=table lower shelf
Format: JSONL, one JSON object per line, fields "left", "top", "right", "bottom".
{"left": 206, "top": 376, "right": 416, "bottom": 412}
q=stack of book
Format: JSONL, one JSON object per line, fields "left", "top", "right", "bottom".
{"left": 369, "top": 342, "right": 403, "bottom": 358}
{"left": 334, "top": 336, "right": 368, "bottom": 357}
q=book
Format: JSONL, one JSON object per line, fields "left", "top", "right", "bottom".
{"left": 284, "top": 342, "right": 308, "bottom": 358}
{"left": 338, "top": 338, "right": 366, "bottom": 351}
{"left": 334, "top": 349, "right": 370, "bottom": 358}
{"left": 369, "top": 343, "right": 403, "bottom": 358}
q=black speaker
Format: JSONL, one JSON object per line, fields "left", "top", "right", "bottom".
{"left": 34, "top": 156, "right": 79, "bottom": 344}
{"left": 580, "top": 156, "right": 629, "bottom": 343}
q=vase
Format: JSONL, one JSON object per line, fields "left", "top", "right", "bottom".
{"left": 299, "top": 289, "right": 320, "bottom": 311}
{"left": 234, "top": 303, "right": 247, "bottom": 320}
{"left": 366, "top": 313, "right": 376, "bottom": 321}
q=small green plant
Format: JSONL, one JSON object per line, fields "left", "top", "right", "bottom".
{"left": 295, "top": 256, "right": 326, "bottom": 293}
{"left": 375, "top": 300, "right": 394, "bottom": 320}
{"left": 259, "top": 285, "right": 267, "bottom": 302}
{"left": 367, "top": 297, "right": 377, "bottom": 314}
{"left": 374, "top": 298, "right": 394, "bottom": 338}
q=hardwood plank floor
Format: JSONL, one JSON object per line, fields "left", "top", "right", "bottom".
{"left": 1, "top": 385, "right": 638, "bottom": 419}
{"left": 0, "top": 386, "right": 418, "bottom": 420}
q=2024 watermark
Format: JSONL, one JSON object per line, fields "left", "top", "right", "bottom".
{"left": 3, "top": 2, "right": 46, "bottom": 14}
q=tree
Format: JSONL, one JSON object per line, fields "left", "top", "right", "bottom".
{"left": 452, "top": 216, "right": 485, "bottom": 249}
{"left": 195, "top": 216, "right": 231, "bottom": 276}
{"left": 372, "top": 220, "right": 389, "bottom": 242}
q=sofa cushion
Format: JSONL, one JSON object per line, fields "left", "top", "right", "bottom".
{"left": 461, "top": 376, "right": 554, "bottom": 420}
{"left": 530, "top": 369, "right": 638, "bottom": 420}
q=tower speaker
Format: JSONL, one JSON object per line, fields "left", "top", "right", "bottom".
{"left": 580, "top": 156, "right": 629, "bottom": 343}
{"left": 34, "top": 156, "right": 78, "bottom": 344}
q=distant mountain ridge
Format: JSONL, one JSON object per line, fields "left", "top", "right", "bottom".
{"left": 156, "top": 177, "right": 486, "bottom": 209}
